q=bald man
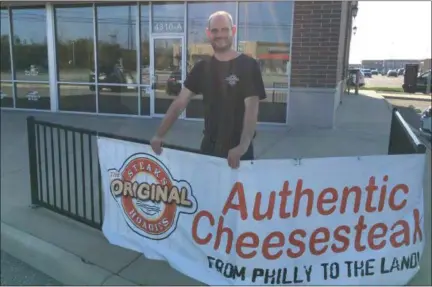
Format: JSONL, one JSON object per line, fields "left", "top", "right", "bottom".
{"left": 150, "top": 11, "right": 266, "bottom": 169}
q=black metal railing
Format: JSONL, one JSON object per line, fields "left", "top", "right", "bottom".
{"left": 27, "top": 116, "right": 200, "bottom": 229}
{"left": 27, "top": 108, "right": 426, "bottom": 230}
{"left": 388, "top": 108, "right": 426, "bottom": 155}
{"left": 272, "top": 82, "right": 288, "bottom": 103}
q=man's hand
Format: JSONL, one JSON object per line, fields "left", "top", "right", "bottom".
{"left": 227, "top": 144, "right": 248, "bottom": 169}
{"left": 150, "top": 136, "right": 163, "bottom": 155}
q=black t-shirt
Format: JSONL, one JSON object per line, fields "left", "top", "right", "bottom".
{"left": 184, "top": 54, "right": 266, "bottom": 155}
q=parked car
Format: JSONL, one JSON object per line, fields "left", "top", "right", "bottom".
{"left": 402, "top": 70, "right": 432, "bottom": 94}
{"left": 166, "top": 70, "right": 182, "bottom": 96}
{"left": 26, "top": 91, "right": 40, "bottom": 101}
{"left": 420, "top": 106, "right": 431, "bottom": 140}
{"left": 371, "top": 69, "right": 379, "bottom": 75}
{"left": 89, "top": 64, "right": 136, "bottom": 92}
{"left": 0, "top": 90, "right": 7, "bottom": 100}
{"left": 397, "top": 68, "right": 405, "bottom": 76}
{"left": 25, "top": 65, "right": 40, "bottom": 76}
{"left": 362, "top": 69, "right": 372, "bottom": 78}
{"left": 387, "top": 70, "right": 398, "bottom": 77}
{"left": 348, "top": 68, "right": 365, "bottom": 87}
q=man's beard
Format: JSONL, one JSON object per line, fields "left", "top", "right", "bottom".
{"left": 210, "top": 39, "right": 232, "bottom": 53}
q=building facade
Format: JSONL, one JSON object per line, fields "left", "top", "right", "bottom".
{"left": 0, "top": 1, "right": 355, "bottom": 128}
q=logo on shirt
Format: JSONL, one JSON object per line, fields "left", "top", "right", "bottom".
{"left": 108, "top": 153, "right": 198, "bottom": 240}
{"left": 225, "top": 74, "right": 239, "bottom": 87}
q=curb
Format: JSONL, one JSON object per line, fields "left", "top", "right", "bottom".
{"left": 382, "top": 95, "right": 432, "bottom": 102}
{"left": 0, "top": 222, "right": 136, "bottom": 286}
{"left": 380, "top": 94, "right": 394, "bottom": 112}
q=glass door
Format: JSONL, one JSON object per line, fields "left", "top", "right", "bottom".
{"left": 150, "top": 36, "right": 185, "bottom": 117}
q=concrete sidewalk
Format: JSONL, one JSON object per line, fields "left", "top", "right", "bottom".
{"left": 1, "top": 91, "right": 430, "bottom": 285}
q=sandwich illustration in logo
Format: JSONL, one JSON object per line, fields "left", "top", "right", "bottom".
{"left": 108, "top": 153, "right": 197, "bottom": 240}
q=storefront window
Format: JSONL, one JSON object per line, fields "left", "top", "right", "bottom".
{"left": 55, "top": 5, "right": 96, "bottom": 112}
{"left": 238, "top": 1, "right": 293, "bottom": 123}
{"left": 0, "top": 82, "right": 13, "bottom": 108}
{"left": 2, "top": 1, "right": 293, "bottom": 123}
{"left": 11, "top": 7, "right": 50, "bottom": 110}
{"left": 96, "top": 4, "right": 139, "bottom": 115}
{"left": 1, "top": 8, "right": 13, "bottom": 108}
{"left": 55, "top": 5, "right": 94, "bottom": 83}
{"left": 185, "top": 2, "right": 236, "bottom": 119}
{"left": 238, "top": 1, "right": 292, "bottom": 88}
{"left": 16, "top": 82, "right": 51, "bottom": 110}
{"left": 149, "top": 2, "right": 185, "bottom": 116}
{"left": 1, "top": 9, "right": 12, "bottom": 81}
{"left": 152, "top": 2, "right": 184, "bottom": 34}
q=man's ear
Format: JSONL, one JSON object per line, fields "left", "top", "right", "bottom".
{"left": 205, "top": 28, "right": 211, "bottom": 39}
{"left": 231, "top": 25, "right": 237, "bottom": 36}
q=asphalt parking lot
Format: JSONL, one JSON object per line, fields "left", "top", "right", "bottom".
{"left": 365, "top": 74, "right": 404, "bottom": 88}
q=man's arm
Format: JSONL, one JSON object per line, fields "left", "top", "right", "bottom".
{"left": 238, "top": 96, "right": 260, "bottom": 151}
{"left": 227, "top": 59, "right": 265, "bottom": 168}
{"left": 155, "top": 87, "right": 194, "bottom": 138}
{"left": 238, "top": 59, "right": 266, "bottom": 151}
{"left": 227, "top": 95, "right": 260, "bottom": 168}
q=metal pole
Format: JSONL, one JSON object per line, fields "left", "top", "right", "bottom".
{"left": 427, "top": 71, "right": 431, "bottom": 95}
{"left": 27, "top": 116, "right": 40, "bottom": 206}
{"left": 72, "top": 41, "right": 75, "bottom": 66}
{"left": 355, "top": 70, "right": 359, "bottom": 95}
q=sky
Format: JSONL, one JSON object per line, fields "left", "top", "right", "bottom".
{"left": 349, "top": 1, "right": 431, "bottom": 64}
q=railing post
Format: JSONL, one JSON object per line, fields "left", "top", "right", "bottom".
{"left": 355, "top": 70, "right": 359, "bottom": 95}
{"left": 388, "top": 108, "right": 426, "bottom": 155}
{"left": 27, "top": 116, "right": 39, "bottom": 207}
{"left": 427, "top": 71, "right": 431, "bottom": 95}
{"left": 387, "top": 108, "right": 396, "bottom": 154}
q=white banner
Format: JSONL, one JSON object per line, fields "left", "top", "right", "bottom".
{"left": 97, "top": 137, "right": 426, "bottom": 286}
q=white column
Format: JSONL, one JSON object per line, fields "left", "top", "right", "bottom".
{"left": 285, "top": 3, "right": 295, "bottom": 125}
{"left": 427, "top": 71, "right": 431, "bottom": 95}
{"left": 46, "top": 3, "right": 58, "bottom": 112}
{"left": 136, "top": 5, "right": 142, "bottom": 115}
{"left": 93, "top": 4, "right": 99, "bottom": 113}
{"left": 7, "top": 7, "right": 16, "bottom": 107}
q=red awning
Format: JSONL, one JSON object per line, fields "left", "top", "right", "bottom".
{"left": 257, "top": 54, "right": 289, "bottom": 60}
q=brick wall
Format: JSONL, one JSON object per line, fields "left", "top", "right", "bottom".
{"left": 290, "top": 1, "right": 343, "bottom": 88}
